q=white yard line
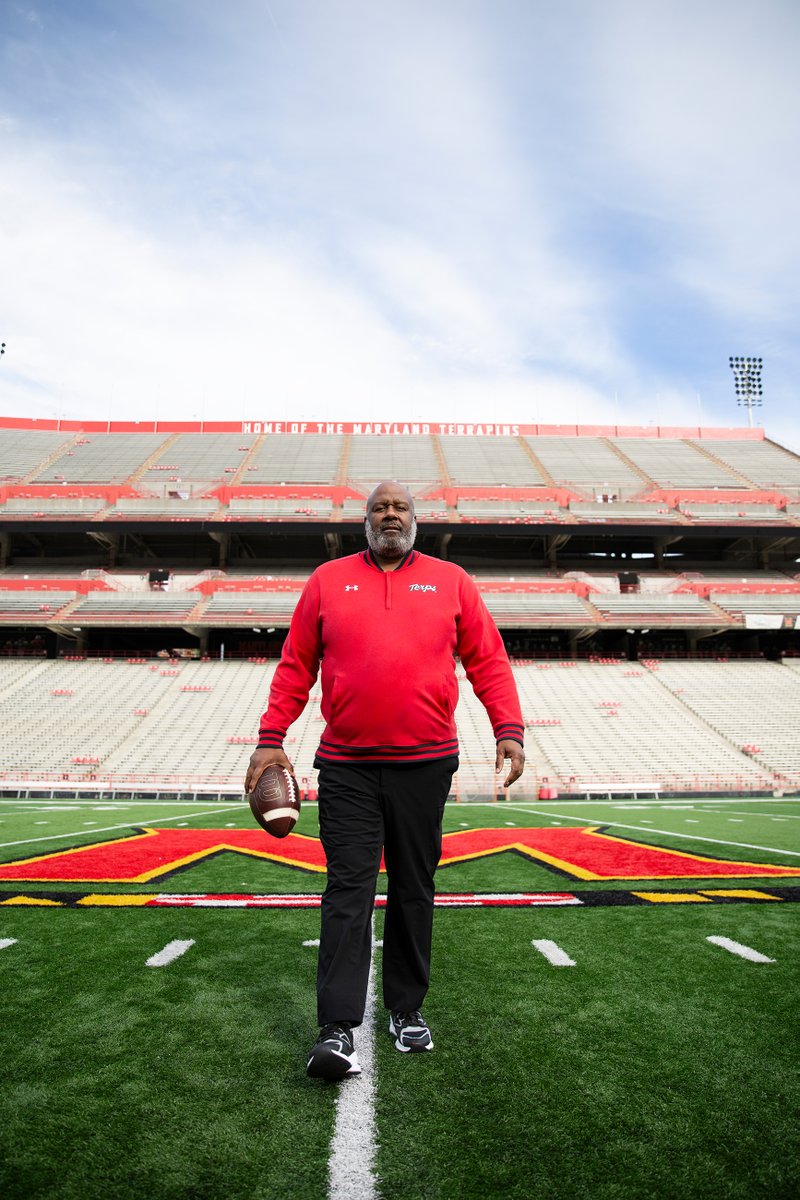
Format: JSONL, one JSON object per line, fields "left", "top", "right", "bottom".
{"left": 0, "top": 806, "right": 242, "bottom": 850}
{"left": 0, "top": 938, "right": 18, "bottom": 951}
{"left": 697, "top": 810, "right": 800, "bottom": 820}
{"left": 531, "top": 939, "right": 576, "bottom": 967}
{"left": 145, "top": 939, "right": 196, "bottom": 968}
{"left": 496, "top": 804, "right": 800, "bottom": 858}
{"left": 0, "top": 799, "right": 245, "bottom": 807}
{"left": 468, "top": 797, "right": 800, "bottom": 807}
{"left": 328, "top": 917, "right": 379, "bottom": 1200}
{"left": 706, "top": 936, "right": 775, "bottom": 964}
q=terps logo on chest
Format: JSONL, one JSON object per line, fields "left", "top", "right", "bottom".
{"left": 0, "top": 826, "right": 799, "bottom": 884}
{"left": 408, "top": 584, "right": 437, "bottom": 592}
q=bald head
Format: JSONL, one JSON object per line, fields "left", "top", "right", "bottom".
{"left": 364, "top": 481, "right": 417, "bottom": 565}
{"left": 366, "top": 480, "right": 415, "bottom": 517}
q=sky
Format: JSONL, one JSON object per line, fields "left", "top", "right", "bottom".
{"left": 0, "top": 0, "right": 798, "bottom": 447}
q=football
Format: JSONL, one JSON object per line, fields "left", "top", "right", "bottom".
{"left": 248, "top": 765, "right": 301, "bottom": 838}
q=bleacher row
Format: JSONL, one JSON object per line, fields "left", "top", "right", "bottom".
{"left": 3, "top": 428, "right": 800, "bottom": 493}
{"left": 1, "top": 583, "right": 799, "bottom": 627}
{"left": 4, "top": 493, "right": 800, "bottom": 525}
{"left": 1, "top": 659, "right": 798, "bottom": 794}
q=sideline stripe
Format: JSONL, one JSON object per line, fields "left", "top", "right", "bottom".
{"left": 0, "top": 806, "right": 241, "bottom": 851}
{"left": 499, "top": 805, "right": 800, "bottom": 858}
{"left": 327, "top": 916, "right": 378, "bottom": 1200}
{"left": 532, "top": 939, "right": 576, "bottom": 967}
{"left": 145, "top": 939, "right": 195, "bottom": 968}
{"left": 706, "top": 936, "right": 775, "bottom": 963}
{"left": 0, "top": 937, "right": 18, "bottom": 950}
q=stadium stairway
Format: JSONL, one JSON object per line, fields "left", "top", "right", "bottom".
{"left": 684, "top": 438, "right": 758, "bottom": 489}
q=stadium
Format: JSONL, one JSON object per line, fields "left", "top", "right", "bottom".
{"left": 1, "top": 415, "right": 798, "bottom": 1199}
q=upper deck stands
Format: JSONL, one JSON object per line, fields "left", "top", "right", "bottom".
{"left": 33, "top": 433, "right": 169, "bottom": 483}
{"left": 0, "top": 430, "right": 74, "bottom": 481}
{"left": 439, "top": 435, "right": 542, "bottom": 485}
{"left": 525, "top": 437, "right": 643, "bottom": 488}
{"left": 698, "top": 438, "right": 800, "bottom": 487}
{"left": 139, "top": 433, "right": 257, "bottom": 485}
{"left": 610, "top": 438, "right": 739, "bottom": 487}
{"left": 2, "top": 423, "right": 800, "bottom": 528}
{"left": 245, "top": 434, "right": 344, "bottom": 484}
{"left": 347, "top": 435, "right": 439, "bottom": 485}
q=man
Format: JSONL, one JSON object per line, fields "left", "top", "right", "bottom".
{"left": 245, "top": 481, "right": 524, "bottom": 1080}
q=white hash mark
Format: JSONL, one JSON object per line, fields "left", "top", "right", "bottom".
{"left": 531, "top": 939, "right": 576, "bottom": 967}
{"left": 145, "top": 939, "right": 196, "bottom": 968}
{"left": 706, "top": 936, "right": 775, "bottom": 963}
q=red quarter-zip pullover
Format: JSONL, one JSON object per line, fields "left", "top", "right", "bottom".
{"left": 258, "top": 549, "right": 524, "bottom": 764}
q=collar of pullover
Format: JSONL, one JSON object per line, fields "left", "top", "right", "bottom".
{"left": 362, "top": 547, "right": 418, "bottom": 573}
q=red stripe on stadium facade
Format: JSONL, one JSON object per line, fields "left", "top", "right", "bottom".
{"left": 0, "top": 415, "right": 765, "bottom": 439}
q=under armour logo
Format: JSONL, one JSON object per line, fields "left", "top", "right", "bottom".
{"left": 345, "top": 585, "right": 359, "bottom": 592}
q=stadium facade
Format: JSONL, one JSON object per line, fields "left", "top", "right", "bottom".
{"left": 1, "top": 415, "right": 799, "bottom": 799}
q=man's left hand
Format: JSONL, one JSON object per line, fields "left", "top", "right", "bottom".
{"left": 495, "top": 739, "right": 525, "bottom": 788}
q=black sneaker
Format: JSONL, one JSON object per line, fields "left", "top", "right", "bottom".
{"left": 306, "top": 1023, "right": 361, "bottom": 1080}
{"left": 389, "top": 1010, "right": 433, "bottom": 1053}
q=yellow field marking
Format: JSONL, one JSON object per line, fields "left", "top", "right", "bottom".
{"left": 632, "top": 891, "right": 713, "bottom": 903}
{"left": 77, "top": 894, "right": 159, "bottom": 906}
{"left": 0, "top": 895, "right": 64, "bottom": 906}
{"left": 698, "top": 889, "right": 781, "bottom": 901}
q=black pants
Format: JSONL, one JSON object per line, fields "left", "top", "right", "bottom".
{"left": 315, "top": 756, "right": 457, "bottom": 1027}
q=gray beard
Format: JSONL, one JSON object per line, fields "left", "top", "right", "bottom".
{"left": 365, "top": 517, "right": 418, "bottom": 559}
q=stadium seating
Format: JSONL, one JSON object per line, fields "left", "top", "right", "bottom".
{"left": 523, "top": 436, "right": 644, "bottom": 489}
{"left": 2, "top": 497, "right": 108, "bottom": 515}
{"left": 0, "top": 429, "right": 75, "bottom": 480}
{"left": 34, "top": 434, "right": 169, "bottom": 483}
{"left": 1, "top": 658, "right": 796, "bottom": 795}
{"left": 0, "top": 591, "right": 76, "bottom": 617}
{"left": 70, "top": 593, "right": 200, "bottom": 620}
{"left": 138, "top": 433, "right": 257, "bottom": 484}
{"left": 111, "top": 498, "right": 221, "bottom": 517}
{"left": 481, "top": 592, "right": 593, "bottom": 624}
{"left": 610, "top": 439, "right": 737, "bottom": 486}
{"left": 568, "top": 501, "right": 676, "bottom": 521}
{"left": 588, "top": 594, "right": 720, "bottom": 622}
{"left": 656, "top": 661, "right": 800, "bottom": 778}
{"left": 244, "top": 434, "right": 344, "bottom": 483}
{"left": 439, "top": 436, "right": 542, "bottom": 485}
{"left": 710, "top": 592, "right": 800, "bottom": 615}
{"left": 513, "top": 661, "right": 776, "bottom": 792}
{"left": 347, "top": 435, "right": 439, "bottom": 485}
{"left": 697, "top": 437, "right": 800, "bottom": 487}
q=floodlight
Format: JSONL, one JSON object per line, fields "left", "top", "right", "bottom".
{"left": 728, "top": 356, "right": 764, "bottom": 427}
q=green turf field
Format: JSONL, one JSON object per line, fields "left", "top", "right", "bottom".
{"left": 1, "top": 795, "right": 798, "bottom": 1199}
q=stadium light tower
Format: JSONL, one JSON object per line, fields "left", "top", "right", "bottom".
{"left": 729, "top": 356, "right": 763, "bottom": 427}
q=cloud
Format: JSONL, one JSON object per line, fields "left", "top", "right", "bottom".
{"left": 0, "top": 0, "right": 798, "bottom": 445}
{"left": 1, "top": 147, "right": 632, "bottom": 427}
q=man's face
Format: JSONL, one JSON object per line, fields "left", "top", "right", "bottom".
{"left": 365, "top": 485, "right": 417, "bottom": 559}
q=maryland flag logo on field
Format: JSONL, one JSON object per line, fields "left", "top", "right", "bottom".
{"left": 0, "top": 826, "right": 798, "bottom": 884}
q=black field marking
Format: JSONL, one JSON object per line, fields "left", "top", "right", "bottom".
{"left": 0, "top": 887, "right": 798, "bottom": 909}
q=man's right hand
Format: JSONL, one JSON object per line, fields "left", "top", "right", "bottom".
{"left": 244, "top": 746, "right": 295, "bottom": 794}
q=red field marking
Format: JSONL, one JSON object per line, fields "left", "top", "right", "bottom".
{"left": 0, "top": 826, "right": 799, "bottom": 883}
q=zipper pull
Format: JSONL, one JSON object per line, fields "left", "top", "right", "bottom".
{"left": 386, "top": 572, "right": 392, "bottom": 609}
